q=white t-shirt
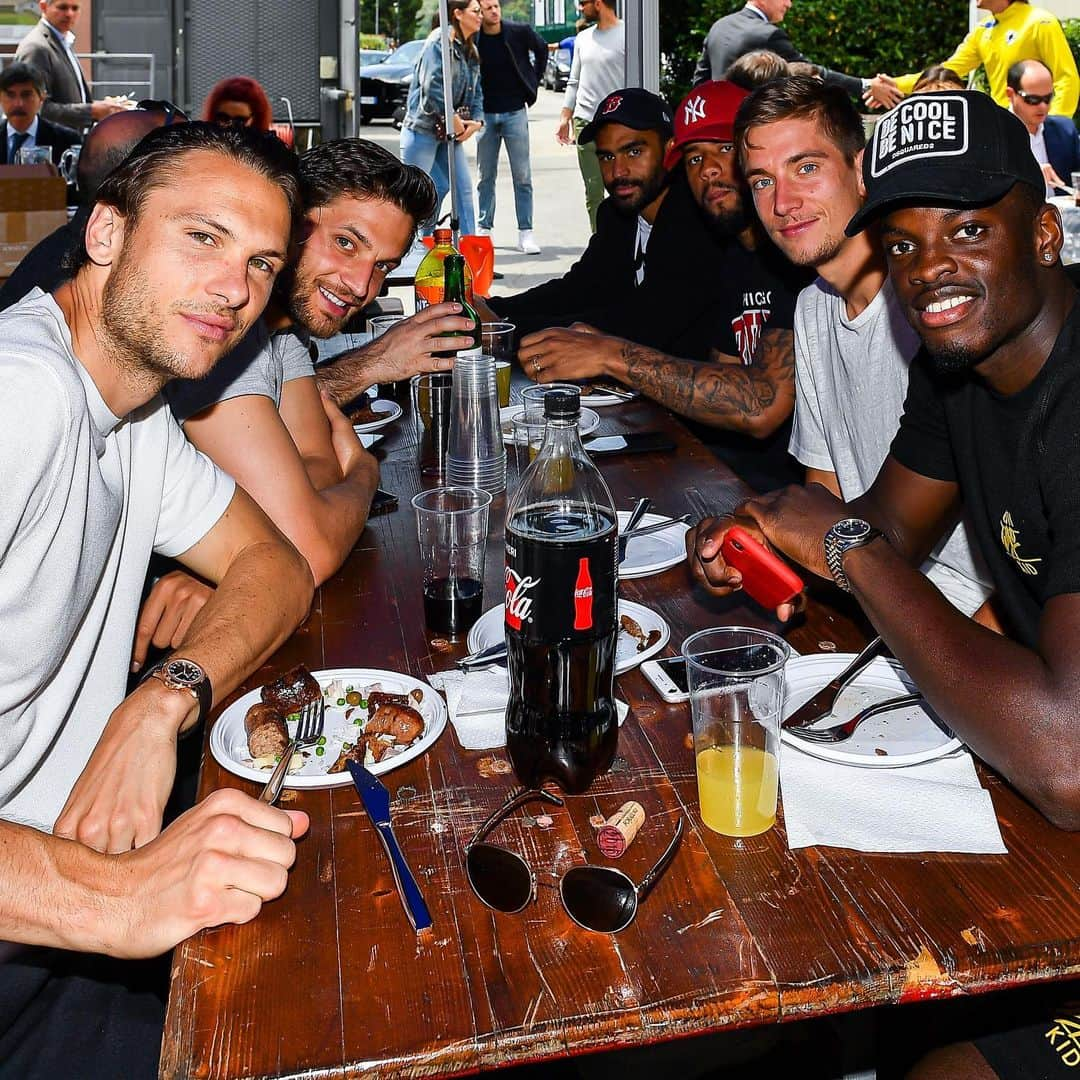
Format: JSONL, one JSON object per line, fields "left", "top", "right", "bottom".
{"left": 0, "top": 289, "right": 235, "bottom": 831}
{"left": 790, "top": 276, "right": 992, "bottom": 615}
{"left": 564, "top": 23, "right": 626, "bottom": 122}
{"left": 165, "top": 322, "right": 316, "bottom": 423}
{"left": 634, "top": 215, "right": 652, "bottom": 286}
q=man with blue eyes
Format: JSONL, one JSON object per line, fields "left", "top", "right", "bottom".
{"left": 731, "top": 75, "right": 992, "bottom": 619}
{"left": 0, "top": 122, "right": 313, "bottom": 1078}
{"left": 151, "top": 140, "right": 465, "bottom": 666}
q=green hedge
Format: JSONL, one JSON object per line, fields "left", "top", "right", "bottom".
{"left": 661, "top": 1, "right": 967, "bottom": 104}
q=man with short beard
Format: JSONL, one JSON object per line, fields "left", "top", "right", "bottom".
{"left": 481, "top": 87, "right": 738, "bottom": 361}
{"left": 735, "top": 74, "right": 991, "bottom": 617}
{"left": 0, "top": 122, "right": 312, "bottom": 1078}
{"left": 149, "top": 140, "right": 469, "bottom": 665}
{"left": 521, "top": 79, "right": 808, "bottom": 492}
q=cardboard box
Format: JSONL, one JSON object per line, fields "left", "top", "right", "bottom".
{"left": 0, "top": 164, "right": 67, "bottom": 212}
{"left": 0, "top": 209, "right": 69, "bottom": 277}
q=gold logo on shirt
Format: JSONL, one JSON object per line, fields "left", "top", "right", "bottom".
{"left": 1000, "top": 511, "right": 1041, "bottom": 576}
{"left": 1045, "top": 1012, "right": 1080, "bottom": 1067}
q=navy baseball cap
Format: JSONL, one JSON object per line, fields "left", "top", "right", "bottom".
{"left": 579, "top": 87, "right": 674, "bottom": 144}
{"left": 846, "top": 90, "right": 1045, "bottom": 235}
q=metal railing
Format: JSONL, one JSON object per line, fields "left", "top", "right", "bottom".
{"left": 75, "top": 51, "right": 155, "bottom": 99}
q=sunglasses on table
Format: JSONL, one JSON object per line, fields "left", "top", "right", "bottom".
{"left": 1017, "top": 91, "right": 1054, "bottom": 106}
{"left": 465, "top": 788, "right": 684, "bottom": 934}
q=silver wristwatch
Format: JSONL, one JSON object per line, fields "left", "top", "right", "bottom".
{"left": 146, "top": 657, "right": 213, "bottom": 724}
{"left": 823, "top": 518, "right": 886, "bottom": 594}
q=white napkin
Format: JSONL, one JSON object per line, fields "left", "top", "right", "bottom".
{"left": 428, "top": 668, "right": 628, "bottom": 750}
{"left": 780, "top": 744, "right": 1007, "bottom": 854}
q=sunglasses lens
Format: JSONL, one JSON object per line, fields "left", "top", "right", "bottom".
{"left": 560, "top": 867, "right": 637, "bottom": 933}
{"left": 466, "top": 843, "right": 534, "bottom": 913}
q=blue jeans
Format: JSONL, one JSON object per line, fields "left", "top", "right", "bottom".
{"left": 400, "top": 125, "right": 477, "bottom": 237}
{"left": 475, "top": 108, "right": 533, "bottom": 230}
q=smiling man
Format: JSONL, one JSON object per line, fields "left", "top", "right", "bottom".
{"left": 691, "top": 91, "right": 1080, "bottom": 836}
{"left": 733, "top": 75, "right": 991, "bottom": 616}
{"left": 0, "top": 122, "right": 313, "bottom": 1078}
{"left": 521, "top": 80, "right": 808, "bottom": 492}
{"left": 152, "top": 140, "right": 467, "bottom": 664}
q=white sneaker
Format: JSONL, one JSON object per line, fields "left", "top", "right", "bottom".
{"left": 476, "top": 226, "right": 492, "bottom": 237}
{"left": 518, "top": 229, "right": 541, "bottom": 254}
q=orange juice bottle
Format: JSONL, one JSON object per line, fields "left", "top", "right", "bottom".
{"left": 414, "top": 228, "right": 473, "bottom": 310}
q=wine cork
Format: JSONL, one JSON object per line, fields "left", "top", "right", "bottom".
{"left": 597, "top": 801, "right": 645, "bottom": 858}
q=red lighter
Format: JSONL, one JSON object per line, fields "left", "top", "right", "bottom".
{"left": 720, "top": 526, "right": 804, "bottom": 609}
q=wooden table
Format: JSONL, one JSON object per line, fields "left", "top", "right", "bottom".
{"left": 161, "top": 393, "right": 1080, "bottom": 1079}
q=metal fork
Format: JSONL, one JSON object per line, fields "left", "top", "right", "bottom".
{"left": 259, "top": 697, "right": 326, "bottom": 804}
{"left": 788, "top": 692, "right": 925, "bottom": 744}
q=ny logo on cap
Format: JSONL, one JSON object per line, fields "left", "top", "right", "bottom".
{"left": 603, "top": 95, "right": 622, "bottom": 115}
{"left": 870, "top": 95, "right": 969, "bottom": 178}
{"left": 684, "top": 96, "right": 707, "bottom": 125}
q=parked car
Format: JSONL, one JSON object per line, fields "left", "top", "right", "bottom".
{"left": 359, "top": 47, "right": 391, "bottom": 66}
{"left": 542, "top": 46, "right": 571, "bottom": 92}
{"left": 359, "top": 39, "right": 425, "bottom": 124}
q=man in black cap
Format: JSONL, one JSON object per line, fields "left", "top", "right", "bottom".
{"left": 691, "top": 90, "right": 1080, "bottom": 825}
{"left": 480, "top": 87, "right": 733, "bottom": 358}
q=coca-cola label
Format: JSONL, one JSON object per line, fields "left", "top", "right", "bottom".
{"left": 505, "top": 520, "right": 617, "bottom": 642}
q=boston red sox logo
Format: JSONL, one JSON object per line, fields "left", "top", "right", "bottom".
{"left": 603, "top": 95, "right": 622, "bottom": 115}
{"left": 684, "top": 95, "right": 707, "bottom": 125}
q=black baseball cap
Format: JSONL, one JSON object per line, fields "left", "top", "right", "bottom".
{"left": 579, "top": 87, "right": 674, "bottom": 144}
{"left": 846, "top": 90, "right": 1045, "bottom": 236}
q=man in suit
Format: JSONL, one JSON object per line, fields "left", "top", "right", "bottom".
{"left": 0, "top": 62, "right": 80, "bottom": 166}
{"left": 693, "top": 0, "right": 875, "bottom": 102}
{"left": 14, "top": 0, "right": 128, "bottom": 130}
{"left": 1006, "top": 57, "right": 1080, "bottom": 196}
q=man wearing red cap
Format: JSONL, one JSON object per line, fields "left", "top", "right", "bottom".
{"left": 521, "top": 80, "right": 808, "bottom": 492}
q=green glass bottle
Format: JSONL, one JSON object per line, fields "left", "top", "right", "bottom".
{"left": 440, "top": 253, "right": 481, "bottom": 352}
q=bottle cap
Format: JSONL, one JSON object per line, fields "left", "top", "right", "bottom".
{"left": 433, "top": 227, "right": 453, "bottom": 244}
{"left": 543, "top": 387, "right": 580, "bottom": 420}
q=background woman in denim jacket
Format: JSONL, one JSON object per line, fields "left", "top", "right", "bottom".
{"left": 400, "top": 0, "right": 485, "bottom": 236}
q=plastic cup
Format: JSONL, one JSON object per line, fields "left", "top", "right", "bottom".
{"left": 17, "top": 145, "right": 52, "bottom": 166}
{"left": 411, "top": 373, "right": 453, "bottom": 478}
{"left": 369, "top": 314, "right": 405, "bottom": 337}
{"left": 509, "top": 412, "right": 546, "bottom": 475}
{"left": 482, "top": 321, "right": 515, "bottom": 361}
{"left": 1072, "top": 171, "right": 1080, "bottom": 207}
{"left": 495, "top": 361, "right": 511, "bottom": 408}
{"left": 683, "top": 627, "right": 790, "bottom": 838}
{"left": 411, "top": 487, "right": 492, "bottom": 640}
{"left": 446, "top": 352, "right": 506, "bottom": 493}
{"left": 370, "top": 314, "right": 408, "bottom": 399}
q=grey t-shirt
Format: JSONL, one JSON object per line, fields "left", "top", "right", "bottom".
{"left": 165, "top": 322, "right": 316, "bottom": 423}
{"left": 790, "top": 276, "right": 992, "bottom": 615}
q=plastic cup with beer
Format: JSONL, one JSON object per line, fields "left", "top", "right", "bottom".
{"left": 509, "top": 411, "right": 547, "bottom": 476}
{"left": 411, "top": 372, "right": 453, "bottom": 478}
{"left": 522, "top": 382, "right": 580, "bottom": 422}
{"left": 683, "top": 627, "right": 790, "bottom": 838}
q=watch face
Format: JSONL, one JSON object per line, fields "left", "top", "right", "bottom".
{"left": 165, "top": 658, "right": 205, "bottom": 688}
{"left": 834, "top": 518, "right": 871, "bottom": 543}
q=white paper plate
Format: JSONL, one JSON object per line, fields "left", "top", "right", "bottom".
{"left": 499, "top": 404, "right": 600, "bottom": 444}
{"left": 354, "top": 432, "right": 385, "bottom": 448}
{"left": 352, "top": 399, "right": 403, "bottom": 433}
{"left": 579, "top": 386, "right": 637, "bottom": 407}
{"left": 466, "top": 599, "right": 669, "bottom": 675}
{"left": 617, "top": 510, "right": 690, "bottom": 580}
{"left": 209, "top": 667, "right": 447, "bottom": 789}
{"left": 780, "top": 654, "right": 961, "bottom": 768}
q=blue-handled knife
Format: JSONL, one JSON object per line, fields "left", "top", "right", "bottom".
{"left": 346, "top": 759, "right": 433, "bottom": 932}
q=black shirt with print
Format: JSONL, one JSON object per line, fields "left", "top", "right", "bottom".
{"left": 890, "top": 300, "right": 1080, "bottom": 647}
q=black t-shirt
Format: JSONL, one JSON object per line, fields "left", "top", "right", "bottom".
{"left": 477, "top": 30, "right": 524, "bottom": 114}
{"left": 685, "top": 236, "right": 808, "bottom": 493}
{"left": 890, "top": 300, "right": 1080, "bottom": 647}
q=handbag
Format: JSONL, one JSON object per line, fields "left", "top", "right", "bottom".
{"left": 433, "top": 106, "right": 471, "bottom": 142}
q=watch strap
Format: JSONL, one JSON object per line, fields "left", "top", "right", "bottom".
{"left": 142, "top": 658, "right": 213, "bottom": 725}
{"left": 824, "top": 522, "right": 885, "bottom": 594}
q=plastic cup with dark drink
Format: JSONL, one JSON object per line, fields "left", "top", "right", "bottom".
{"left": 369, "top": 314, "right": 408, "bottom": 401}
{"left": 411, "top": 372, "right": 453, "bottom": 478}
{"left": 412, "top": 486, "right": 492, "bottom": 640}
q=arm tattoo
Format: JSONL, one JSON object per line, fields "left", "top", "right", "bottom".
{"left": 620, "top": 328, "right": 796, "bottom": 436}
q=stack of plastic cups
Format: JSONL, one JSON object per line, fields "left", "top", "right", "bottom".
{"left": 446, "top": 347, "right": 507, "bottom": 494}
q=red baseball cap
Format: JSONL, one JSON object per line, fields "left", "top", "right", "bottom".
{"left": 664, "top": 80, "right": 751, "bottom": 171}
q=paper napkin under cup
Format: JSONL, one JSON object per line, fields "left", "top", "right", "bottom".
{"left": 780, "top": 743, "right": 1007, "bottom": 854}
{"left": 428, "top": 667, "right": 628, "bottom": 751}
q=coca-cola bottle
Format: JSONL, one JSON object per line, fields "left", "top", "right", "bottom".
{"left": 504, "top": 388, "right": 619, "bottom": 794}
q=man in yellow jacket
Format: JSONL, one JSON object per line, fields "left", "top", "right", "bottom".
{"left": 865, "top": 0, "right": 1079, "bottom": 117}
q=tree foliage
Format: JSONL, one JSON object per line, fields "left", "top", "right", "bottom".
{"left": 661, "top": 0, "right": 968, "bottom": 104}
